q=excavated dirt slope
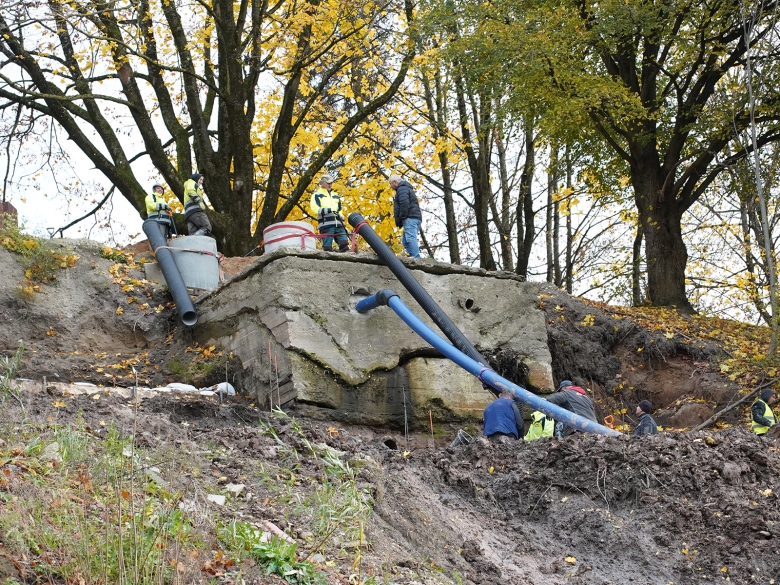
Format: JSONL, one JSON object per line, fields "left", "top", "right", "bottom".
{"left": 1, "top": 238, "right": 780, "bottom": 584}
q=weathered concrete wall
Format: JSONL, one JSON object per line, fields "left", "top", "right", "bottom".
{"left": 188, "top": 249, "right": 553, "bottom": 428}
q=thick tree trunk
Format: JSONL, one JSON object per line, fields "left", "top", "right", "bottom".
{"left": 633, "top": 167, "right": 693, "bottom": 313}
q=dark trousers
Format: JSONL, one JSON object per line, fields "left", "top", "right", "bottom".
{"left": 186, "top": 211, "right": 211, "bottom": 236}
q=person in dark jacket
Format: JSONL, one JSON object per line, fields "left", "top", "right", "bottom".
{"left": 547, "top": 379, "right": 597, "bottom": 437}
{"left": 632, "top": 399, "right": 658, "bottom": 436}
{"left": 751, "top": 388, "right": 778, "bottom": 436}
{"left": 483, "top": 391, "right": 524, "bottom": 443}
{"left": 389, "top": 174, "right": 423, "bottom": 258}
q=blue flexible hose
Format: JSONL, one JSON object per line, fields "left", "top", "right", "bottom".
{"left": 357, "top": 290, "right": 621, "bottom": 437}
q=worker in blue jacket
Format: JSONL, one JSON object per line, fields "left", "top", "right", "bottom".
{"left": 483, "top": 391, "right": 524, "bottom": 443}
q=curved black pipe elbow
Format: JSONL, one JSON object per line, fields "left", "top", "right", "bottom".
{"left": 143, "top": 220, "right": 198, "bottom": 326}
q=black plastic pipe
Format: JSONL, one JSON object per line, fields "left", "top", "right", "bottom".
{"left": 348, "top": 212, "right": 489, "bottom": 368}
{"left": 143, "top": 219, "right": 197, "bottom": 326}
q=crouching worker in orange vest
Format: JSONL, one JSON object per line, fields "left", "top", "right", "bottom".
{"left": 145, "top": 183, "right": 173, "bottom": 239}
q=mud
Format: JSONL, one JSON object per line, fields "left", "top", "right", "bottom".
{"left": 2, "top": 240, "right": 780, "bottom": 584}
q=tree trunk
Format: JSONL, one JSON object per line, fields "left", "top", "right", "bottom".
{"left": 547, "top": 142, "right": 559, "bottom": 283}
{"left": 633, "top": 166, "right": 694, "bottom": 313}
{"left": 494, "top": 127, "right": 514, "bottom": 272}
{"left": 515, "top": 124, "right": 536, "bottom": 278}
{"left": 453, "top": 76, "right": 495, "bottom": 270}
{"left": 564, "top": 145, "right": 572, "bottom": 293}
{"left": 421, "top": 65, "right": 460, "bottom": 264}
{"left": 632, "top": 222, "right": 644, "bottom": 306}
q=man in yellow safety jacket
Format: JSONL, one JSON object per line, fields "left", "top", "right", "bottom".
{"left": 751, "top": 388, "right": 778, "bottom": 436}
{"left": 524, "top": 410, "right": 554, "bottom": 441}
{"left": 310, "top": 173, "right": 349, "bottom": 252}
{"left": 182, "top": 172, "right": 212, "bottom": 236}
{"left": 145, "top": 183, "right": 173, "bottom": 239}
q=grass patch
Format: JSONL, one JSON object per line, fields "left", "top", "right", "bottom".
{"left": 0, "top": 423, "right": 203, "bottom": 583}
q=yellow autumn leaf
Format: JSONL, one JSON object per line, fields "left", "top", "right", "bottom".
{"left": 565, "top": 557, "right": 576, "bottom": 564}
{"left": 99, "top": 420, "right": 106, "bottom": 426}
{"left": 664, "top": 332, "right": 674, "bottom": 339}
{"left": 116, "top": 307, "right": 124, "bottom": 315}
{"left": 761, "top": 489, "right": 773, "bottom": 497}
{"left": 92, "top": 394, "right": 100, "bottom": 400}
{"left": 403, "top": 451, "right": 411, "bottom": 457}
{"left": 53, "top": 400, "right": 66, "bottom": 408}
{"left": 489, "top": 466, "right": 494, "bottom": 474}
{"left": 46, "top": 328, "right": 57, "bottom": 337}
{"left": 138, "top": 303, "right": 149, "bottom": 310}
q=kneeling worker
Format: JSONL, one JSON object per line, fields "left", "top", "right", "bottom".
{"left": 145, "top": 183, "right": 172, "bottom": 239}
{"left": 483, "top": 391, "right": 524, "bottom": 443}
{"left": 752, "top": 388, "right": 778, "bottom": 436}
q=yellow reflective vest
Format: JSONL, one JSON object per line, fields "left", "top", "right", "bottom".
{"left": 145, "top": 192, "right": 171, "bottom": 225}
{"left": 524, "top": 411, "right": 554, "bottom": 441}
{"left": 183, "top": 179, "right": 206, "bottom": 219}
{"left": 752, "top": 399, "right": 778, "bottom": 435}
{"left": 310, "top": 187, "right": 344, "bottom": 229}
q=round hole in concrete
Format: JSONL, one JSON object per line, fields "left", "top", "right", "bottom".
{"left": 464, "top": 298, "right": 475, "bottom": 310}
{"left": 383, "top": 438, "right": 398, "bottom": 450}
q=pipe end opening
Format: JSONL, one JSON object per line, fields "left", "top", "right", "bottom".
{"left": 181, "top": 311, "right": 198, "bottom": 327}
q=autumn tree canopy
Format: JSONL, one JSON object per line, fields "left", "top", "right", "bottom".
{"left": 0, "top": 0, "right": 415, "bottom": 255}
{"left": 432, "top": 0, "right": 780, "bottom": 312}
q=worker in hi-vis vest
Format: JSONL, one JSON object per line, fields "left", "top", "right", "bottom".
{"left": 524, "top": 411, "right": 554, "bottom": 441}
{"left": 752, "top": 388, "right": 778, "bottom": 436}
{"left": 310, "top": 173, "right": 349, "bottom": 252}
{"left": 145, "top": 183, "right": 173, "bottom": 239}
{"left": 182, "top": 172, "right": 212, "bottom": 236}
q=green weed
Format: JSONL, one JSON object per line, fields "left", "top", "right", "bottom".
{"left": 217, "top": 520, "right": 325, "bottom": 585}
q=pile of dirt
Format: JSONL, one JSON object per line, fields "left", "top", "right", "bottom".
{"left": 4, "top": 384, "right": 780, "bottom": 584}
{"left": 2, "top": 237, "right": 780, "bottom": 585}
